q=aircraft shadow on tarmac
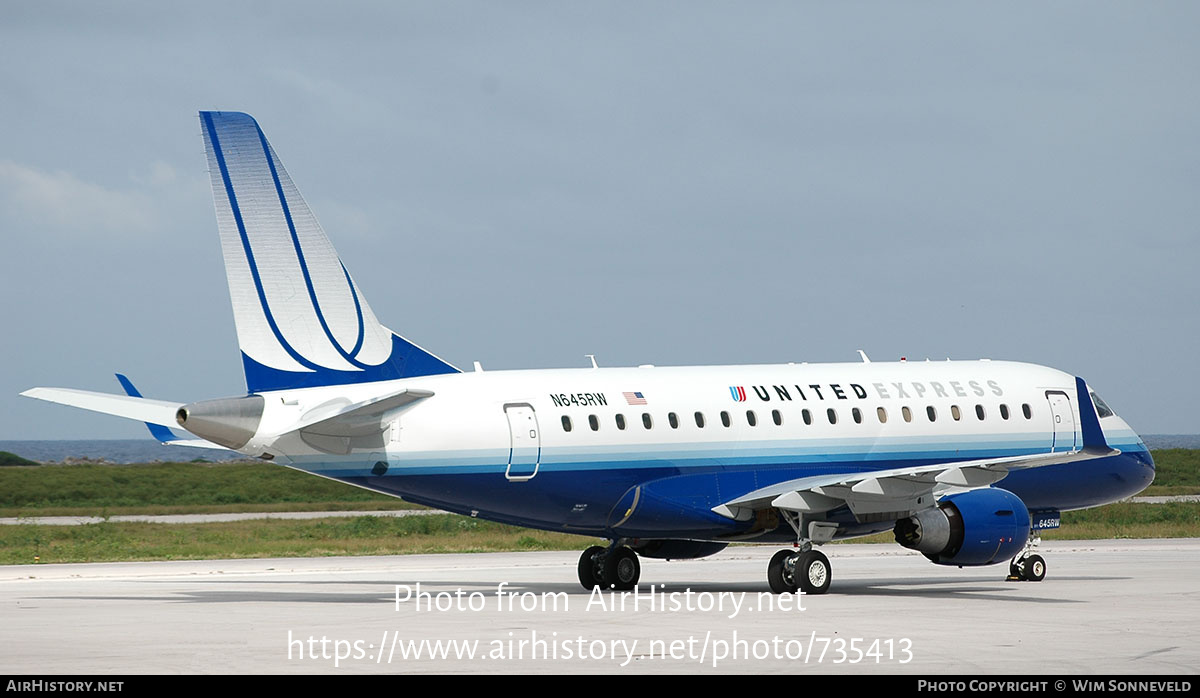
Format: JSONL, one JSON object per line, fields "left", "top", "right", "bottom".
{"left": 41, "top": 575, "right": 1128, "bottom": 605}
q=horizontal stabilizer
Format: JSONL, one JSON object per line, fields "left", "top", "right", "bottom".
{"left": 21, "top": 387, "right": 182, "bottom": 428}
{"left": 118, "top": 374, "right": 193, "bottom": 446}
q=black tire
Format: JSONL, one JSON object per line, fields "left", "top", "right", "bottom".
{"left": 796, "top": 550, "right": 832, "bottom": 595}
{"left": 578, "top": 546, "right": 605, "bottom": 590}
{"left": 1022, "top": 554, "right": 1046, "bottom": 582}
{"left": 603, "top": 547, "right": 641, "bottom": 591}
{"left": 767, "top": 549, "right": 798, "bottom": 594}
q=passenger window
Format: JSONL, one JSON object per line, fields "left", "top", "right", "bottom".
{"left": 877, "top": 407, "right": 887, "bottom": 423}
{"left": 616, "top": 414, "right": 626, "bottom": 430}
{"left": 1022, "top": 403, "right": 1032, "bottom": 420}
{"left": 721, "top": 411, "right": 731, "bottom": 428}
{"left": 589, "top": 415, "right": 599, "bottom": 431}
{"left": 852, "top": 407, "right": 862, "bottom": 424}
{"left": 951, "top": 405, "right": 961, "bottom": 421}
{"left": 772, "top": 409, "right": 783, "bottom": 426}
{"left": 975, "top": 404, "right": 986, "bottom": 420}
{"left": 1000, "top": 404, "right": 1010, "bottom": 420}
{"left": 642, "top": 413, "right": 653, "bottom": 429}
{"left": 695, "top": 411, "right": 705, "bottom": 428}
{"left": 902, "top": 406, "right": 912, "bottom": 423}
{"left": 802, "top": 409, "right": 812, "bottom": 425}
{"left": 561, "top": 416, "right": 572, "bottom": 432}
{"left": 926, "top": 406, "right": 937, "bottom": 422}
{"left": 668, "top": 412, "right": 679, "bottom": 429}
{"left": 827, "top": 408, "right": 838, "bottom": 425}
{"left": 746, "top": 410, "right": 757, "bottom": 427}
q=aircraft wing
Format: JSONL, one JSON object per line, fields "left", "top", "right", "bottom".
{"left": 712, "top": 374, "right": 1117, "bottom": 523}
{"left": 711, "top": 445, "right": 1119, "bottom": 522}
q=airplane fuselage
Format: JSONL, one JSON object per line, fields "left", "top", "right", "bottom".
{"left": 246, "top": 359, "right": 1154, "bottom": 543}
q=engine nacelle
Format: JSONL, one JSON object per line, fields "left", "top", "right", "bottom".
{"left": 630, "top": 540, "right": 728, "bottom": 560}
{"left": 894, "top": 488, "right": 1030, "bottom": 566}
{"left": 176, "top": 395, "right": 265, "bottom": 450}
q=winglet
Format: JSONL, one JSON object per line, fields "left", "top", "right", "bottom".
{"left": 115, "top": 373, "right": 181, "bottom": 444}
{"left": 1075, "top": 376, "right": 1109, "bottom": 450}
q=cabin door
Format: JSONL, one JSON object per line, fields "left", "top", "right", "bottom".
{"left": 504, "top": 403, "right": 541, "bottom": 481}
{"left": 1046, "top": 391, "right": 1077, "bottom": 453}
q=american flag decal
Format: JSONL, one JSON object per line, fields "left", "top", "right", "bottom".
{"left": 623, "top": 391, "right": 647, "bottom": 405}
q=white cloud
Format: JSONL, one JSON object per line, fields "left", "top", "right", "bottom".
{"left": 0, "top": 160, "right": 158, "bottom": 236}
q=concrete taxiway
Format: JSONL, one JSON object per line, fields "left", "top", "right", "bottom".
{"left": 2, "top": 539, "right": 1197, "bottom": 674}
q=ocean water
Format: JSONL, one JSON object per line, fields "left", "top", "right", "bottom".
{"left": 1, "top": 435, "right": 1197, "bottom": 465}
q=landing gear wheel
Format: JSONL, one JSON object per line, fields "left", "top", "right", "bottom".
{"left": 767, "top": 549, "right": 798, "bottom": 594}
{"left": 1009, "top": 560, "right": 1023, "bottom": 580}
{"left": 796, "top": 550, "right": 832, "bottom": 595}
{"left": 1022, "top": 554, "right": 1046, "bottom": 582}
{"left": 577, "top": 546, "right": 605, "bottom": 590}
{"left": 602, "top": 547, "right": 641, "bottom": 591}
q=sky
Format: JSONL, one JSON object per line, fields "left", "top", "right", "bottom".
{"left": 1, "top": 2, "right": 1197, "bottom": 439}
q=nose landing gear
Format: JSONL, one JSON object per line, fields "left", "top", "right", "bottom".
{"left": 1007, "top": 535, "right": 1047, "bottom": 582}
{"left": 1009, "top": 553, "right": 1047, "bottom": 582}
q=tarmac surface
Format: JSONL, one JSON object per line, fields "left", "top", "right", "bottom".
{"left": 2, "top": 539, "right": 1198, "bottom": 674}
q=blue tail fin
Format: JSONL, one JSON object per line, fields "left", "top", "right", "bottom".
{"left": 199, "top": 111, "right": 459, "bottom": 393}
{"left": 115, "top": 373, "right": 180, "bottom": 443}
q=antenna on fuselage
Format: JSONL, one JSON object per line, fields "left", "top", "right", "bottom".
{"left": 585, "top": 355, "right": 599, "bottom": 369}
{"left": 857, "top": 350, "right": 871, "bottom": 363}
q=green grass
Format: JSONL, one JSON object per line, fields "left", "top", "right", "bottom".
{"left": 0, "top": 462, "right": 413, "bottom": 517}
{"left": 1141, "top": 449, "right": 1200, "bottom": 496}
{"left": 5, "top": 503, "right": 1197, "bottom": 565}
{"left": 0, "top": 451, "right": 1196, "bottom": 566}
{"left": 0, "top": 514, "right": 598, "bottom": 565}
{"left": 1044, "top": 502, "right": 1200, "bottom": 539}
{"left": 2, "top": 449, "right": 1194, "bottom": 519}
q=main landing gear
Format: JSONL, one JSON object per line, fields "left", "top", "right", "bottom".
{"left": 1007, "top": 536, "right": 1047, "bottom": 582}
{"left": 768, "top": 512, "right": 835, "bottom": 594}
{"left": 767, "top": 547, "right": 832, "bottom": 595}
{"left": 578, "top": 544, "right": 641, "bottom": 591}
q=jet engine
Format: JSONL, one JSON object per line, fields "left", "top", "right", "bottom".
{"left": 176, "top": 395, "right": 265, "bottom": 450}
{"left": 893, "top": 488, "right": 1030, "bottom": 566}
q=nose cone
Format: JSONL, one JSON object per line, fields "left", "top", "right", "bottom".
{"left": 1124, "top": 447, "right": 1156, "bottom": 496}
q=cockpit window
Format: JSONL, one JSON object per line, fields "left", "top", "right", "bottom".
{"left": 1090, "top": 392, "right": 1115, "bottom": 419}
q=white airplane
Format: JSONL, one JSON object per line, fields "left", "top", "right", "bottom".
{"left": 22, "top": 111, "right": 1155, "bottom": 594}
